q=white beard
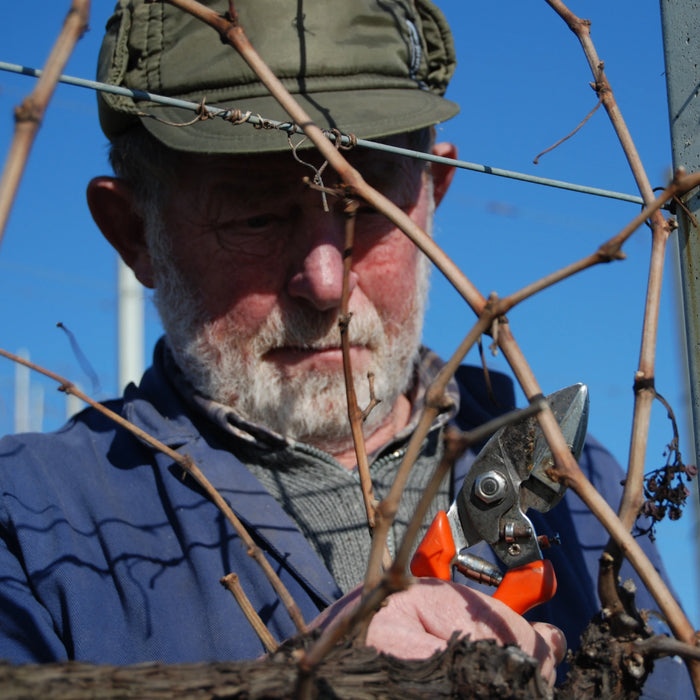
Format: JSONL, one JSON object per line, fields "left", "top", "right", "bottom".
{"left": 145, "top": 207, "right": 432, "bottom": 454}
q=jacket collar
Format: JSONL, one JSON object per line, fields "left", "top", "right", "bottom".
{"left": 122, "top": 339, "right": 343, "bottom": 605}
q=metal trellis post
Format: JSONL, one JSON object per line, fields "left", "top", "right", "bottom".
{"left": 660, "top": 0, "right": 700, "bottom": 466}
{"left": 660, "top": 0, "right": 700, "bottom": 625}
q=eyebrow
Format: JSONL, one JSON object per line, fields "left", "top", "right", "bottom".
{"left": 198, "top": 170, "right": 303, "bottom": 203}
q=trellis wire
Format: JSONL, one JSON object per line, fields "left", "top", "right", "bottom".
{"left": 0, "top": 60, "right": 648, "bottom": 207}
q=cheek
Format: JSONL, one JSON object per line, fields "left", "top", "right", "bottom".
{"left": 204, "top": 290, "right": 284, "bottom": 357}
{"left": 354, "top": 183, "right": 432, "bottom": 323}
{"left": 208, "top": 288, "right": 287, "bottom": 347}
{"left": 355, "top": 235, "right": 423, "bottom": 322}
{"left": 173, "top": 244, "right": 286, "bottom": 333}
{"left": 164, "top": 205, "right": 291, "bottom": 325}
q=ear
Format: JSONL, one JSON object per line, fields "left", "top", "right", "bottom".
{"left": 86, "top": 177, "right": 155, "bottom": 289}
{"left": 429, "top": 142, "right": 457, "bottom": 207}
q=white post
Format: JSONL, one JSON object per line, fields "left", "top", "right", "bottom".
{"left": 30, "top": 384, "right": 44, "bottom": 433}
{"left": 65, "top": 385, "right": 84, "bottom": 421}
{"left": 13, "top": 348, "right": 30, "bottom": 433}
{"left": 117, "top": 257, "right": 145, "bottom": 392}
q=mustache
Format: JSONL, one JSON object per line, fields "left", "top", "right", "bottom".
{"left": 253, "top": 305, "right": 384, "bottom": 355}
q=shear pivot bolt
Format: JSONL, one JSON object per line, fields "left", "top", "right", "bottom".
{"left": 474, "top": 470, "right": 507, "bottom": 504}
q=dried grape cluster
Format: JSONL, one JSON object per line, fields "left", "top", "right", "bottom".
{"left": 637, "top": 436, "right": 697, "bottom": 539}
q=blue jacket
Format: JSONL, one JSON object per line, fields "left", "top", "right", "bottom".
{"left": 0, "top": 345, "right": 690, "bottom": 697}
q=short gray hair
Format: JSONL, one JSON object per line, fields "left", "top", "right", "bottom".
{"left": 108, "top": 126, "right": 179, "bottom": 219}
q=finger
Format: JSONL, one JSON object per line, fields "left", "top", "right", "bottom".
{"left": 366, "top": 613, "right": 447, "bottom": 659}
{"left": 532, "top": 622, "right": 567, "bottom": 664}
{"left": 407, "top": 582, "right": 566, "bottom": 686}
{"left": 529, "top": 622, "right": 567, "bottom": 685}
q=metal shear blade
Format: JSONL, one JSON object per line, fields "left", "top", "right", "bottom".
{"left": 410, "top": 383, "right": 589, "bottom": 614}
{"left": 456, "top": 383, "right": 589, "bottom": 569}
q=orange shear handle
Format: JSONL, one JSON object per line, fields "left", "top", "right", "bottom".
{"left": 410, "top": 510, "right": 456, "bottom": 580}
{"left": 492, "top": 559, "right": 557, "bottom": 615}
{"left": 410, "top": 511, "right": 558, "bottom": 615}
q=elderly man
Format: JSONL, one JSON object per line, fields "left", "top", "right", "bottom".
{"left": 0, "top": 0, "right": 691, "bottom": 694}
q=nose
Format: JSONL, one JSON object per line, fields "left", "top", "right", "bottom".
{"left": 286, "top": 207, "right": 359, "bottom": 311}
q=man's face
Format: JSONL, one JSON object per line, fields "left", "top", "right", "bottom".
{"left": 146, "top": 137, "right": 436, "bottom": 454}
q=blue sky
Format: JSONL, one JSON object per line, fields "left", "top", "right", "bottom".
{"left": 1, "top": 1, "right": 698, "bottom": 631}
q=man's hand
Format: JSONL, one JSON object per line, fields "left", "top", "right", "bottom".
{"left": 313, "top": 578, "right": 567, "bottom": 686}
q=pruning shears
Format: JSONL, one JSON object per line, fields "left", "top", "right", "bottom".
{"left": 410, "top": 384, "right": 589, "bottom": 615}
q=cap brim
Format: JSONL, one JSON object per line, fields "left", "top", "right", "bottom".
{"left": 136, "top": 88, "right": 459, "bottom": 154}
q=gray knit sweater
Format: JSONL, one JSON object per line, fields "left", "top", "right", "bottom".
{"left": 167, "top": 346, "right": 459, "bottom": 593}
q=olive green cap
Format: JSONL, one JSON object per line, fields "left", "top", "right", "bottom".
{"left": 97, "top": 0, "right": 459, "bottom": 153}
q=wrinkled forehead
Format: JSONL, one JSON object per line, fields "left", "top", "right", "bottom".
{"left": 172, "top": 134, "right": 428, "bottom": 199}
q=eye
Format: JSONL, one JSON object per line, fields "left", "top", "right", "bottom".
{"left": 205, "top": 212, "right": 288, "bottom": 257}
{"left": 245, "top": 214, "right": 276, "bottom": 230}
{"left": 353, "top": 206, "right": 395, "bottom": 242}
{"left": 356, "top": 203, "right": 412, "bottom": 226}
